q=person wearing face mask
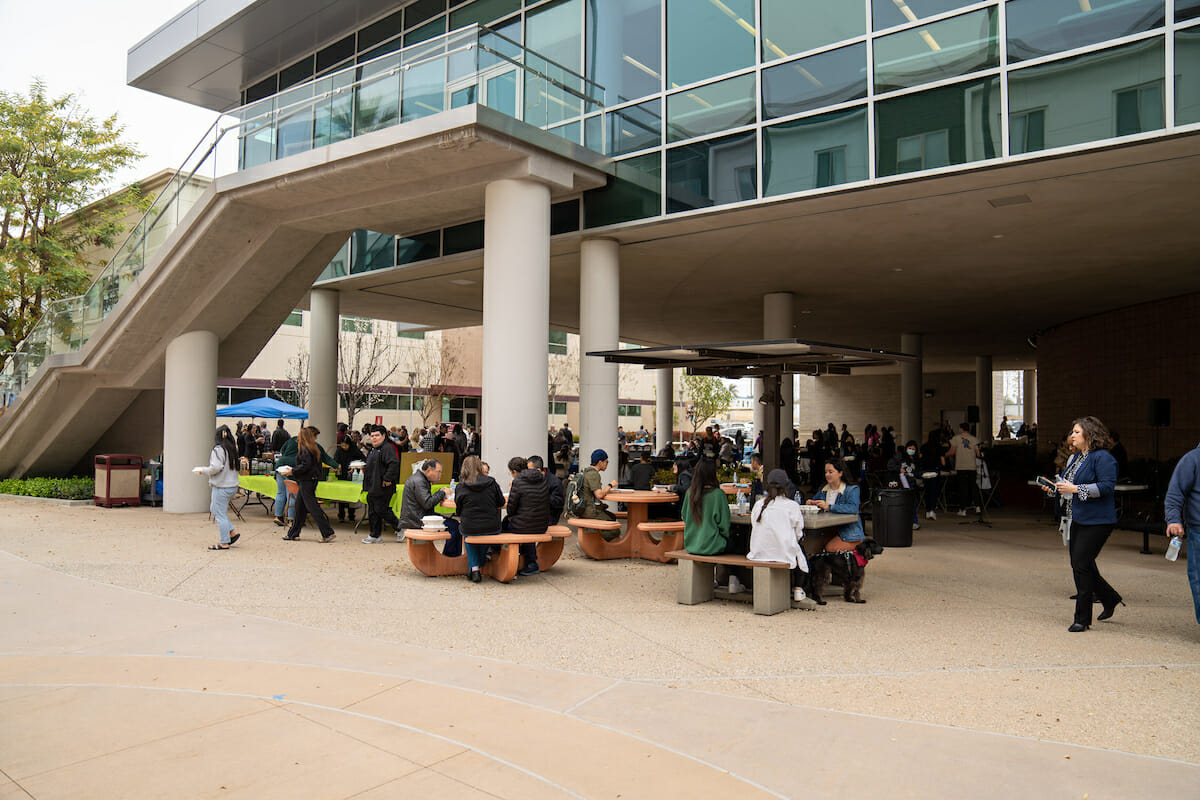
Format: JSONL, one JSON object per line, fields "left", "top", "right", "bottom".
{"left": 887, "top": 440, "right": 921, "bottom": 531}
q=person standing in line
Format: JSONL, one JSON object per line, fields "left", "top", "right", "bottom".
{"left": 361, "top": 425, "right": 401, "bottom": 544}
{"left": 270, "top": 418, "right": 289, "bottom": 452}
{"left": 280, "top": 427, "right": 338, "bottom": 543}
{"left": 1041, "top": 417, "right": 1121, "bottom": 632}
{"left": 1164, "top": 441, "right": 1200, "bottom": 624}
{"left": 195, "top": 425, "right": 241, "bottom": 550}
{"left": 946, "top": 422, "right": 982, "bottom": 515}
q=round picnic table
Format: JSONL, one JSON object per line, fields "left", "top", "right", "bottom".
{"left": 573, "top": 489, "right": 681, "bottom": 562}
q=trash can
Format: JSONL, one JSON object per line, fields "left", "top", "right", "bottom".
{"left": 95, "top": 454, "right": 143, "bottom": 508}
{"left": 872, "top": 489, "right": 914, "bottom": 547}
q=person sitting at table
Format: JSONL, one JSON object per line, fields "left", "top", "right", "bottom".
{"left": 398, "top": 458, "right": 449, "bottom": 544}
{"left": 748, "top": 469, "right": 817, "bottom": 609}
{"left": 682, "top": 458, "right": 730, "bottom": 556}
{"left": 630, "top": 450, "right": 656, "bottom": 491}
{"left": 505, "top": 456, "right": 549, "bottom": 576}
{"left": 457, "top": 455, "right": 506, "bottom": 583}
{"left": 528, "top": 455, "right": 564, "bottom": 525}
{"left": 808, "top": 459, "right": 866, "bottom": 553}
{"left": 576, "top": 449, "right": 620, "bottom": 538}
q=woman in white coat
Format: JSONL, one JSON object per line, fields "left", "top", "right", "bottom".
{"left": 748, "top": 469, "right": 817, "bottom": 609}
{"left": 195, "top": 425, "right": 241, "bottom": 550}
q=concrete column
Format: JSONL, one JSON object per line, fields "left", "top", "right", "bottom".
{"left": 482, "top": 178, "right": 550, "bottom": 492}
{"left": 579, "top": 237, "right": 620, "bottom": 486}
{"left": 761, "top": 375, "right": 782, "bottom": 473}
{"left": 976, "top": 355, "right": 993, "bottom": 444}
{"left": 309, "top": 288, "right": 339, "bottom": 451}
{"left": 1023, "top": 369, "right": 1037, "bottom": 426}
{"left": 163, "top": 330, "right": 218, "bottom": 513}
{"left": 901, "top": 333, "right": 923, "bottom": 444}
{"left": 763, "top": 292, "right": 794, "bottom": 448}
{"left": 752, "top": 378, "right": 765, "bottom": 450}
{"left": 656, "top": 367, "right": 674, "bottom": 452}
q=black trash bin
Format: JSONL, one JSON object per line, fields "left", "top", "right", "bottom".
{"left": 872, "top": 489, "right": 914, "bottom": 547}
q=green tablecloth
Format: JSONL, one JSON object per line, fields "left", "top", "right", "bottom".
{"left": 239, "top": 474, "right": 452, "bottom": 516}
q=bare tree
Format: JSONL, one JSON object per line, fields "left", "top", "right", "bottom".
{"left": 547, "top": 351, "right": 576, "bottom": 427}
{"left": 406, "top": 333, "right": 464, "bottom": 427}
{"left": 281, "top": 347, "right": 309, "bottom": 408}
{"left": 338, "top": 320, "right": 404, "bottom": 432}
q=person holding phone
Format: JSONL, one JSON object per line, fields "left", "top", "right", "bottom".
{"left": 1040, "top": 417, "right": 1121, "bottom": 632}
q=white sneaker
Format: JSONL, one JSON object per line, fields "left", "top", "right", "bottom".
{"left": 929, "top": 510, "right": 937, "bottom": 520}
{"left": 957, "top": 509, "right": 967, "bottom": 517}
{"left": 912, "top": 523, "right": 921, "bottom": 531}
{"left": 793, "top": 587, "right": 805, "bottom": 602}
{"left": 727, "top": 575, "right": 744, "bottom": 594}
{"left": 361, "top": 536, "right": 382, "bottom": 544}
{"left": 396, "top": 531, "right": 405, "bottom": 542}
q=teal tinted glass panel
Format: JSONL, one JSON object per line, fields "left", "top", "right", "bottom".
{"left": 667, "top": 74, "right": 755, "bottom": 142}
{"left": 762, "top": 43, "right": 867, "bottom": 120}
{"left": 279, "top": 55, "right": 315, "bottom": 91}
{"left": 350, "top": 231, "right": 395, "bottom": 274}
{"left": 283, "top": 311, "right": 303, "bottom": 326}
{"left": 320, "top": 240, "right": 351, "bottom": 280}
{"left": 449, "top": 0, "right": 520, "bottom": 28}
{"left": 874, "top": 8, "right": 998, "bottom": 92}
{"left": 240, "top": 98, "right": 275, "bottom": 169}
{"left": 405, "top": 0, "right": 446, "bottom": 28}
{"left": 551, "top": 199, "right": 581, "bottom": 234}
{"left": 666, "top": 0, "right": 755, "bottom": 88}
{"left": 401, "top": 58, "right": 446, "bottom": 122}
{"left": 666, "top": 130, "right": 758, "bottom": 212}
{"left": 359, "top": 10, "right": 404, "bottom": 52}
{"left": 485, "top": 70, "right": 518, "bottom": 116}
{"left": 313, "top": 70, "right": 354, "bottom": 147}
{"left": 396, "top": 231, "right": 441, "bottom": 265}
{"left": 317, "top": 36, "right": 355, "bottom": 74}
{"left": 763, "top": 107, "right": 868, "bottom": 196}
{"left": 876, "top": 77, "right": 999, "bottom": 176}
{"left": 1177, "top": 28, "right": 1200, "bottom": 125}
{"left": 607, "top": 100, "right": 660, "bottom": 155}
{"left": 526, "top": 0, "right": 584, "bottom": 126}
{"left": 583, "top": 152, "right": 661, "bottom": 226}
{"left": 275, "top": 84, "right": 314, "bottom": 158}
{"left": 443, "top": 220, "right": 485, "bottom": 255}
{"left": 585, "top": 114, "right": 603, "bottom": 151}
{"left": 1008, "top": 38, "right": 1164, "bottom": 153}
{"left": 761, "top": 0, "right": 866, "bottom": 61}
{"left": 586, "top": 0, "right": 661, "bottom": 104}
{"left": 355, "top": 55, "right": 400, "bottom": 133}
{"left": 550, "top": 120, "right": 583, "bottom": 143}
{"left": 872, "top": 0, "right": 969, "bottom": 30}
{"left": 1006, "top": 0, "right": 1165, "bottom": 64}
{"left": 1181, "top": 0, "right": 1200, "bottom": 22}
{"left": 405, "top": 17, "right": 447, "bottom": 47}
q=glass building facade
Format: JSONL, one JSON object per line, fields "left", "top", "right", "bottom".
{"left": 241, "top": 0, "right": 1200, "bottom": 245}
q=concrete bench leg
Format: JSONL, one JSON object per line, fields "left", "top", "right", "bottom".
{"left": 678, "top": 560, "right": 716, "bottom": 605}
{"left": 752, "top": 566, "right": 791, "bottom": 615}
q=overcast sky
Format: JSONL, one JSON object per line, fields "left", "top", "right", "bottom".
{"left": 1, "top": 0, "right": 216, "bottom": 190}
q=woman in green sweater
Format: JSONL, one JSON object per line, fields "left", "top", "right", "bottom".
{"left": 683, "top": 458, "right": 730, "bottom": 555}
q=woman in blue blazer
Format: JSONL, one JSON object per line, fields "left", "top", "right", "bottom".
{"left": 1051, "top": 416, "right": 1122, "bottom": 632}
{"left": 808, "top": 459, "right": 865, "bottom": 552}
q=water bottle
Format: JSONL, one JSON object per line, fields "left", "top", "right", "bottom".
{"left": 1166, "top": 535, "right": 1183, "bottom": 562}
{"left": 736, "top": 489, "right": 748, "bottom": 515}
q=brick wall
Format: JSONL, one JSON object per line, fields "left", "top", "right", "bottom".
{"left": 1037, "top": 292, "right": 1200, "bottom": 461}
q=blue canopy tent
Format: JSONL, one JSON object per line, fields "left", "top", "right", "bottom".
{"left": 216, "top": 397, "right": 308, "bottom": 419}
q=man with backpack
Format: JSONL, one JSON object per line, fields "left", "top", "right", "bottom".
{"left": 567, "top": 449, "right": 619, "bottom": 540}
{"left": 361, "top": 425, "right": 401, "bottom": 544}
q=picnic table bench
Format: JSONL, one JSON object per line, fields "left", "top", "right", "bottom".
{"left": 405, "top": 525, "right": 571, "bottom": 582}
{"left": 666, "top": 550, "right": 794, "bottom": 616}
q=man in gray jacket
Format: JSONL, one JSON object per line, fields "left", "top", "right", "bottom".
{"left": 397, "top": 458, "right": 447, "bottom": 543}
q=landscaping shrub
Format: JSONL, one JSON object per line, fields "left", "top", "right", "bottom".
{"left": 0, "top": 476, "right": 95, "bottom": 500}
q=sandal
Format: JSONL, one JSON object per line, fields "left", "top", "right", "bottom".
{"left": 209, "top": 544, "right": 230, "bottom": 551}
{"left": 229, "top": 533, "right": 240, "bottom": 545}
{"left": 320, "top": 534, "right": 337, "bottom": 543}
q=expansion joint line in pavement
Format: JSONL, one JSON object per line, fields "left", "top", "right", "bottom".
{"left": 628, "top": 660, "right": 1200, "bottom": 682}
{"left": 0, "top": 766, "right": 35, "bottom": 799}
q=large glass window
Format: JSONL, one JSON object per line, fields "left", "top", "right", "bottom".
{"left": 762, "top": 43, "right": 867, "bottom": 120}
{"left": 666, "top": 130, "right": 758, "bottom": 212}
{"left": 1181, "top": 0, "right": 1200, "bottom": 23}
{"left": 549, "top": 330, "right": 568, "bottom": 354}
{"left": 1007, "top": 38, "right": 1164, "bottom": 153}
{"left": 583, "top": 152, "right": 661, "bottom": 227}
{"left": 667, "top": 74, "right": 756, "bottom": 142}
{"left": 586, "top": 0, "right": 661, "bottom": 104}
{"left": 763, "top": 107, "right": 869, "bottom": 196}
{"left": 449, "top": 0, "right": 520, "bottom": 28}
{"left": 526, "top": 0, "right": 584, "bottom": 126}
{"left": 321, "top": 240, "right": 351, "bottom": 280}
{"left": 350, "top": 230, "right": 395, "bottom": 274}
{"left": 443, "top": 220, "right": 485, "bottom": 255}
{"left": 761, "top": 0, "right": 866, "bottom": 61}
{"left": 607, "top": 99, "right": 661, "bottom": 155}
{"left": 666, "top": 0, "right": 755, "bottom": 88}
{"left": 874, "top": 8, "right": 998, "bottom": 93}
{"left": 876, "top": 77, "right": 999, "bottom": 176}
{"left": 872, "top": 0, "right": 971, "bottom": 30}
{"left": 396, "top": 231, "right": 441, "bottom": 265}
{"left": 405, "top": 0, "right": 446, "bottom": 29}
{"left": 1177, "top": 28, "right": 1200, "bottom": 126}
{"left": 1006, "top": 0, "right": 1165, "bottom": 64}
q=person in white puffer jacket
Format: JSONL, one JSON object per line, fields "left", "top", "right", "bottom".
{"left": 195, "top": 425, "right": 241, "bottom": 550}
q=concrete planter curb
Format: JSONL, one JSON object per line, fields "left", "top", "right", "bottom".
{"left": 0, "top": 494, "right": 96, "bottom": 508}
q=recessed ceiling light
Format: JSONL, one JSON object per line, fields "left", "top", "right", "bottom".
{"left": 449, "top": 278, "right": 476, "bottom": 286}
{"left": 892, "top": 268, "right": 903, "bottom": 272}
{"left": 800, "top": 309, "right": 812, "bottom": 315}
{"left": 992, "top": 234, "right": 1005, "bottom": 239}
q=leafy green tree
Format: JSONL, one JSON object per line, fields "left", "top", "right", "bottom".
{"left": 0, "top": 80, "right": 143, "bottom": 361}
{"left": 679, "top": 374, "right": 734, "bottom": 437}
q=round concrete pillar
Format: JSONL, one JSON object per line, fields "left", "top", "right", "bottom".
{"left": 976, "top": 355, "right": 993, "bottom": 443}
{"left": 309, "top": 288, "right": 339, "bottom": 451}
{"left": 656, "top": 367, "right": 674, "bottom": 452}
{"left": 1023, "top": 369, "right": 1037, "bottom": 426}
{"left": 580, "top": 237, "right": 620, "bottom": 485}
{"left": 163, "top": 330, "right": 218, "bottom": 513}
{"left": 901, "top": 333, "right": 923, "bottom": 444}
{"left": 482, "top": 178, "right": 550, "bottom": 492}
{"left": 763, "top": 292, "right": 795, "bottom": 448}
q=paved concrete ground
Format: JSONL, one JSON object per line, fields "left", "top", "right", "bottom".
{"left": 1, "top": 499, "right": 1197, "bottom": 798}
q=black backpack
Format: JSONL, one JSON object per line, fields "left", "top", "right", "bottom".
{"left": 565, "top": 469, "right": 590, "bottom": 516}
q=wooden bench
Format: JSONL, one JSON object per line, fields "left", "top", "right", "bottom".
{"left": 463, "top": 533, "right": 552, "bottom": 583}
{"left": 406, "top": 527, "right": 570, "bottom": 580}
{"left": 665, "top": 550, "right": 794, "bottom": 616}
{"left": 634, "top": 520, "right": 685, "bottom": 563}
{"left": 568, "top": 517, "right": 627, "bottom": 560}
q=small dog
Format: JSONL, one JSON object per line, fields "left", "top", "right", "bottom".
{"left": 808, "top": 538, "right": 883, "bottom": 605}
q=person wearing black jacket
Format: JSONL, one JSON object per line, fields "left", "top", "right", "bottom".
{"left": 335, "top": 433, "right": 365, "bottom": 523}
{"left": 528, "top": 455, "right": 564, "bottom": 525}
{"left": 281, "top": 426, "right": 337, "bottom": 543}
{"left": 456, "top": 456, "right": 506, "bottom": 583}
{"left": 270, "top": 419, "right": 289, "bottom": 452}
{"left": 361, "top": 425, "right": 401, "bottom": 543}
{"left": 506, "top": 456, "right": 550, "bottom": 576}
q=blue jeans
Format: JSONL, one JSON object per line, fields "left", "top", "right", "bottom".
{"left": 210, "top": 485, "right": 238, "bottom": 544}
{"left": 1188, "top": 526, "right": 1200, "bottom": 624}
{"left": 274, "top": 471, "right": 295, "bottom": 518}
{"left": 465, "top": 529, "right": 500, "bottom": 571}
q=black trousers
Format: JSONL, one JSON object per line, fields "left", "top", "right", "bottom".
{"left": 955, "top": 469, "right": 980, "bottom": 510}
{"left": 1069, "top": 522, "right": 1120, "bottom": 625}
{"left": 367, "top": 488, "right": 399, "bottom": 539}
{"left": 286, "top": 479, "right": 335, "bottom": 539}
